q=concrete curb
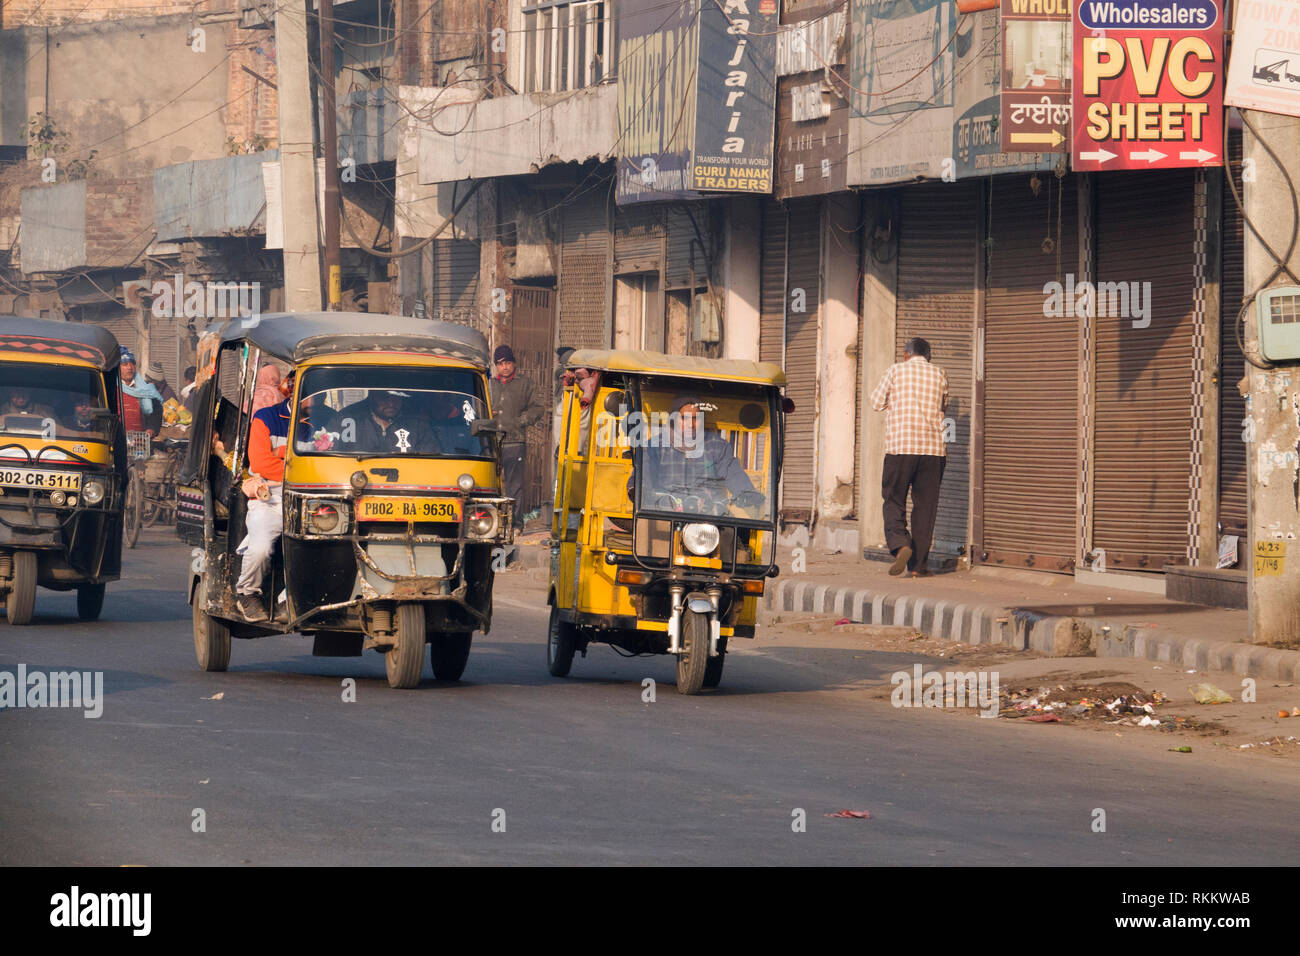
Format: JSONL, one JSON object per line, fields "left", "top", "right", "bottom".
{"left": 765, "top": 576, "right": 1300, "bottom": 682}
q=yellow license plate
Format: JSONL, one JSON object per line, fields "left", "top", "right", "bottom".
{"left": 356, "top": 497, "right": 462, "bottom": 521}
{"left": 0, "top": 468, "right": 82, "bottom": 491}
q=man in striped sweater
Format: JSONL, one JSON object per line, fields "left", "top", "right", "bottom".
{"left": 235, "top": 391, "right": 290, "bottom": 621}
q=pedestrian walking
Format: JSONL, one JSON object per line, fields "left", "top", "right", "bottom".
{"left": 869, "top": 337, "right": 949, "bottom": 578}
{"left": 488, "top": 344, "right": 546, "bottom": 532}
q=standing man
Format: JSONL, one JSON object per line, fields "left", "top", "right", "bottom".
{"left": 870, "top": 337, "right": 949, "bottom": 578}
{"left": 488, "top": 344, "right": 546, "bottom": 532}
{"left": 119, "top": 350, "right": 164, "bottom": 438}
{"left": 146, "top": 361, "right": 178, "bottom": 404}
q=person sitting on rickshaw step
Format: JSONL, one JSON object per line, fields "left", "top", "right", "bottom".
{"left": 235, "top": 389, "right": 291, "bottom": 622}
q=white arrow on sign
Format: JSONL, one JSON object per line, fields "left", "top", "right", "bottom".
{"left": 1079, "top": 147, "right": 1117, "bottom": 163}
{"left": 1130, "top": 148, "right": 1167, "bottom": 164}
{"left": 1179, "top": 148, "right": 1217, "bottom": 162}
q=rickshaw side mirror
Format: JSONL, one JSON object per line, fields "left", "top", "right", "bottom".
{"left": 90, "top": 408, "right": 116, "bottom": 420}
{"left": 470, "top": 419, "right": 504, "bottom": 437}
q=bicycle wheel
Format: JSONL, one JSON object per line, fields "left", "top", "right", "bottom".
{"left": 124, "top": 470, "right": 142, "bottom": 549}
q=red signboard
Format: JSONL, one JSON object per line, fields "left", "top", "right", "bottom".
{"left": 1071, "top": 0, "right": 1224, "bottom": 170}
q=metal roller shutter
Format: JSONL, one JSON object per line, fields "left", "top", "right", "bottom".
{"left": 897, "top": 181, "right": 977, "bottom": 555}
{"left": 431, "top": 238, "right": 481, "bottom": 323}
{"left": 558, "top": 192, "right": 611, "bottom": 348}
{"left": 759, "top": 199, "right": 787, "bottom": 367}
{"left": 782, "top": 197, "right": 821, "bottom": 524}
{"left": 1220, "top": 130, "right": 1248, "bottom": 534}
{"left": 149, "top": 315, "right": 181, "bottom": 392}
{"left": 613, "top": 204, "right": 664, "bottom": 272}
{"left": 1093, "top": 170, "right": 1196, "bottom": 570}
{"left": 980, "top": 174, "right": 1079, "bottom": 572}
{"left": 665, "top": 202, "right": 709, "bottom": 289}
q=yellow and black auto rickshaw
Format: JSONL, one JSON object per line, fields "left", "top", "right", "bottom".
{"left": 548, "top": 350, "right": 786, "bottom": 694}
{"left": 0, "top": 316, "right": 127, "bottom": 623}
{"left": 178, "top": 313, "right": 513, "bottom": 688}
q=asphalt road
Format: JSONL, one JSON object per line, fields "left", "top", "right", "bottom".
{"left": 2, "top": 530, "right": 1298, "bottom": 866}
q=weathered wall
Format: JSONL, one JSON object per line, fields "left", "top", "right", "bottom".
{"left": 818, "top": 193, "right": 859, "bottom": 522}
{"left": 723, "top": 197, "right": 761, "bottom": 361}
{"left": 396, "top": 84, "right": 482, "bottom": 240}
{"left": 21, "top": 176, "right": 153, "bottom": 274}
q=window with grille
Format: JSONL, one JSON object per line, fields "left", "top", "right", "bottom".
{"left": 522, "top": 0, "right": 613, "bottom": 93}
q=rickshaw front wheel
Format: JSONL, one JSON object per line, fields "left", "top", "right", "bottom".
{"left": 675, "top": 610, "right": 710, "bottom": 695}
{"left": 3, "top": 551, "right": 38, "bottom": 625}
{"left": 192, "top": 577, "right": 231, "bottom": 672}
{"left": 76, "top": 583, "right": 106, "bottom": 621}
{"left": 385, "top": 603, "right": 425, "bottom": 689}
{"left": 547, "top": 604, "right": 577, "bottom": 678}
{"left": 430, "top": 631, "right": 472, "bottom": 681}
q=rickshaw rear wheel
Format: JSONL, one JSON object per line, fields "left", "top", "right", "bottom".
{"left": 430, "top": 631, "right": 472, "bottom": 681}
{"left": 675, "top": 609, "right": 710, "bottom": 695}
{"left": 547, "top": 604, "right": 577, "bottom": 677}
{"left": 4, "top": 551, "right": 38, "bottom": 625}
{"left": 703, "top": 636, "right": 728, "bottom": 689}
{"left": 385, "top": 603, "right": 425, "bottom": 689}
{"left": 192, "top": 576, "right": 231, "bottom": 672}
{"left": 76, "top": 583, "right": 106, "bottom": 621}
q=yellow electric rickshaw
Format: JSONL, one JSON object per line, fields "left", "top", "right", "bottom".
{"left": 0, "top": 316, "right": 127, "bottom": 624}
{"left": 178, "top": 313, "right": 512, "bottom": 688}
{"left": 547, "top": 350, "right": 787, "bottom": 694}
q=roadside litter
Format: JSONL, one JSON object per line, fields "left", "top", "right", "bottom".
{"left": 1189, "top": 682, "right": 1234, "bottom": 704}
{"left": 824, "top": 810, "right": 871, "bottom": 819}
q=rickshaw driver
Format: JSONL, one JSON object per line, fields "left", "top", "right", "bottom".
{"left": 337, "top": 389, "right": 436, "bottom": 455}
{"left": 235, "top": 388, "right": 291, "bottom": 621}
{"left": 634, "top": 397, "right": 764, "bottom": 516}
{"left": 1, "top": 387, "right": 56, "bottom": 420}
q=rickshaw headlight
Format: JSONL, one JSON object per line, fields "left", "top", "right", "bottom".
{"left": 458, "top": 473, "right": 475, "bottom": 492}
{"left": 682, "top": 522, "right": 720, "bottom": 556}
{"left": 305, "top": 499, "right": 348, "bottom": 534}
{"left": 83, "top": 481, "right": 104, "bottom": 505}
{"left": 466, "top": 503, "right": 498, "bottom": 538}
{"left": 50, "top": 490, "right": 67, "bottom": 506}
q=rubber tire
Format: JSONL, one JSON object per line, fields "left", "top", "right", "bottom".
{"left": 76, "top": 582, "right": 106, "bottom": 621}
{"left": 430, "top": 632, "right": 473, "bottom": 681}
{"left": 142, "top": 498, "right": 161, "bottom": 528}
{"left": 5, "top": 551, "right": 37, "bottom": 625}
{"left": 385, "top": 603, "right": 425, "bottom": 689}
{"left": 675, "top": 609, "right": 710, "bottom": 695}
{"left": 192, "top": 576, "right": 231, "bottom": 672}
{"left": 703, "top": 636, "right": 727, "bottom": 689}
{"left": 547, "top": 604, "right": 577, "bottom": 677}
{"left": 124, "top": 471, "right": 142, "bottom": 549}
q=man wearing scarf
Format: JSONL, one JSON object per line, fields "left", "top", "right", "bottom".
{"left": 488, "top": 344, "right": 545, "bottom": 532}
{"left": 119, "top": 350, "right": 164, "bottom": 437}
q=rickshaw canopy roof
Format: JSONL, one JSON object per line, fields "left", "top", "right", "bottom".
{"left": 566, "top": 349, "right": 787, "bottom": 387}
{"left": 204, "top": 313, "right": 491, "bottom": 369}
{"left": 0, "top": 314, "right": 121, "bottom": 370}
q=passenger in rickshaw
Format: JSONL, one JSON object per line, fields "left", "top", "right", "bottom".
{"left": 633, "top": 396, "right": 763, "bottom": 516}
{"left": 427, "top": 392, "right": 474, "bottom": 455}
{"left": 234, "top": 380, "right": 290, "bottom": 621}
{"left": 335, "top": 389, "right": 435, "bottom": 455}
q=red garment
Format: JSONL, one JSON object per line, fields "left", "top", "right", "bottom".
{"left": 121, "top": 392, "right": 144, "bottom": 432}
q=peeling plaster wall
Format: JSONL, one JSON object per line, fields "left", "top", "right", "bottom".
{"left": 395, "top": 85, "right": 483, "bottom": 241}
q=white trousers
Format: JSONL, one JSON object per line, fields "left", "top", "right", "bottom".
{"left": 235, "top": 489, "right": 282, "bottom": 595}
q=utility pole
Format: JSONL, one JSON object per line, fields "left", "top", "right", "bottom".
{"left": 275, "top": 0, "right": 323, "bottom": 312}
{"left": 1244, "top": 108, "right": 1300, "bottom": 645}
{"left": 319, "top": 0, "right": 342, "bottom": 310}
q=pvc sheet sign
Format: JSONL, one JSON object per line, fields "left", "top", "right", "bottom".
{"left": 1071, "top": 0, "right": 1224, "bottom": 169}
{"left": 1224, "top": 0, "right": 1300, "bottom": 117}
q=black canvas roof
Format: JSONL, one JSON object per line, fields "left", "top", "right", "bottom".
{"left": 0, "top": 315, "right": 122, "bottom": 370}
{"left": 204, "top": 313, "right": 491, "bottom": 368}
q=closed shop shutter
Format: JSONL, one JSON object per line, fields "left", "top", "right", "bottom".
{"left": 149, "top": 315, "right": 181, "bottom": 393}
{"left": 896, "top": 181, "right": 977, "bottom": 555}
{"left": 613, "top": 204, "right": 664, "bottom": 273}
{"left": 980, "top": 174, "right": 1079, "bottom": 572}
{"left": 1093, "top": 170, "right": 1196, "bottom": 569}
{"left": 87, "top": 310, "right": 139, "bottom": 360}
{"left": 759, "top": 199, "right": 787, "bottom": 367}
{"left": 558, "top": 192, "right": 611, "bottom": 348}
{"left": 431, "top": 238, "right": 480, "bottom": 324}
{"left": 782, "top": 197, "right": 821, "bottom": 523}
{"left": 1220, "top": 130, "right": 1247, "bottom": 534}
{"left": 664, "top": 202, "right": 710, "bottom": 289}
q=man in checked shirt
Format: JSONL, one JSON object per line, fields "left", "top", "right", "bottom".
{"left": 870, "top": 337, "right": 949, "bottom": 577}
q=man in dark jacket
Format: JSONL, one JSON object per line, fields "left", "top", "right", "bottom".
{"left": 488, "top": 344, "right": 546, "bottom": 531}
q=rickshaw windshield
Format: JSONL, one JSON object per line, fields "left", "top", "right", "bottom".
{"left": 293, "top": 365, "right": 492, "bottom": 459}
{"left": 0, "top": 361, "right": 110, "bottom": 443}
{"left": 625, "top": 381, "right": 777, "bottom": 524}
